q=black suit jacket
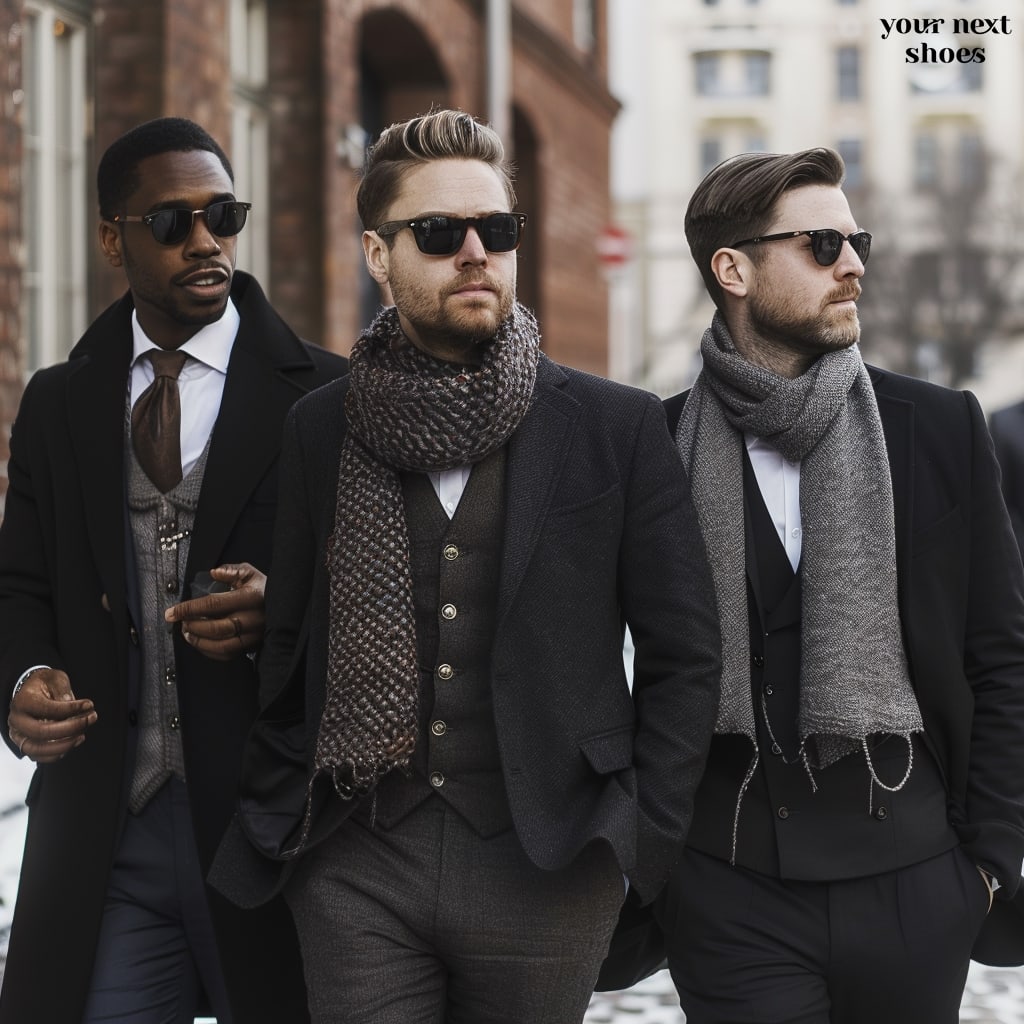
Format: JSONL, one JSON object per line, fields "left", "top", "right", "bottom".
{"left": 990, "top": 400, "right": 1024, "bottom": 558}
{"left": 599, "top": 364, "right": 1024, "bottom": 988}
{"left": 212, "top": 354, "right": 722, "bottom": 911}
{"left": 0, "top": 272, "right": 348, "bottom": 1024}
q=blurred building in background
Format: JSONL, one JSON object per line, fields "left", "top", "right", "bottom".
{"left": 0, "top": 0, "right": 619, "bottom": 507}
{"left": 609, "top": 0, "right": 1024, "bottom": 400}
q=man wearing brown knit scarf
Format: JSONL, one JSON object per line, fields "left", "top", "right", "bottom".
{"left": 599, "top": 148, "right": 1024, "bottom": 1022}
{"left": 211, "top": 109, "right": 721, "bottom": 1024}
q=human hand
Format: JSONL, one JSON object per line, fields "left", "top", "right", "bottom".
{"left": 164, "top": 562, "right": 266, "bottom": 662}
{"left": 8, "top": 668, "right": 97, "bottom": 763}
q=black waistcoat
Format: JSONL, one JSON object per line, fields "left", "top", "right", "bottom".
{"left": 685, "top": 450, "right": 957, "bottom": 879}
{"left": 362, "top": 448, "right": 513, "bottom": 837}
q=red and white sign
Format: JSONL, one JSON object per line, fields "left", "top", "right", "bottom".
{"left": 596, "top": 224, "right": 633, "bottom": 267}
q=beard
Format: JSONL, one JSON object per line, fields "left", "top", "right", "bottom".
{"left": 390, "top": 268, "right": 516, "bottom": 355}
{"left": 749, "top": 283, "right": 862, "bottom": 357}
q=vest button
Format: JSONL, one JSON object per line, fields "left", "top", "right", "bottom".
{"left": 777, "top": 806, "right": 789, "bottom": 819}
{"left": 875, "top": 806, "right": 888, "bottom": 820}
{"left": 431, "top": 720, "right": 447, "bottom": 737}
{"left": 437, "top": 664, "right": 453, "bottom": 680}
{"left": 129, "top": 626, "right": 140, "bottom": 646}
{"left": 165, "top": 579, "right": 177, "bottom": 593}
{"left": 128, "top": 710, "right": 138, "bottom": 726}
{"left": 441, "top": 604, "right": 457, "bottom": 620}
{"left": 430, "top": 771, "right": 445, "bottom": 788}
{"left": 443, "top": 544, "right": 459, "bottom": 561}
{"left": 169, "top": 715, "right": 180, "bottom": 730}
{"left": 752, "top": 654, "right": 764, "bottom": 667}
{"left": 764, "top": 685, "right": 774, "bottom": 696}
{"left": 771, "top": 742, "right": 782, "bottom": 756}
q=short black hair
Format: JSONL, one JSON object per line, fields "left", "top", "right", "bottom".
{"left": 97, "top": 117, "right": 234, "bottom": 221}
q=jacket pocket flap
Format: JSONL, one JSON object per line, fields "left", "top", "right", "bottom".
{"left": 580, "top": 726, "right": 634, "bottom": 774}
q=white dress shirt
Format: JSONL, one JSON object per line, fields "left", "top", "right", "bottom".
{"left": 429, "top": 466, "right": 472, "bottom": 519}
{"left": 745, "top": 433, "right": 802, "bottom": 571}
{"left": 129, "top": 298, "right": 240, "bottom": 476}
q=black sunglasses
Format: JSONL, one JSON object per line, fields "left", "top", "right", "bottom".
{"left": 375, "top": 213, "right": 528, "bottom": 255}
{"left": 730, "top": 228, "right": 872, "bottom": 267}
{"left": 114, "top": 200, "right": 252, "bottom": 246}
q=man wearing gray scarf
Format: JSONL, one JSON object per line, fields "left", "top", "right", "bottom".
{"left": 600, "top": 147, "right": 1024, "bottom": 1022}
{"left": 211, "top": 109, "right": 721, "bottom": 1024}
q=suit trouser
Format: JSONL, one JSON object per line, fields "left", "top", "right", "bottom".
{"left": 81, "top": 778, "right": 233, "bottom": 1024}
{"left": 656, "top": 845, "right": 990, "bottom": 1024}
{"left": 283, "top": 795, "right": 625, "bottom": 1024}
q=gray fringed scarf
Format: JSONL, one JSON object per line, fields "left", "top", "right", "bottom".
{"left": 675, "top": 312, "right": 923, "bottom": 787}
{"left": 313, "top": 301, "right": 540, "bottom": 805}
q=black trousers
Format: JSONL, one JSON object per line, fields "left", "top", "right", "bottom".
{"left": 657, "top": 846, "right": 990, "bottom": 1024}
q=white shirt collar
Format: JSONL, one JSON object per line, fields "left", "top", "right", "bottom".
{"left": 130, "top": 296, "right": 239, "bottom": 373}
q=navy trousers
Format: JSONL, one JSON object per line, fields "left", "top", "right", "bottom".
{"left": 81, "top": 778, "right": 232, "bottom": 1024}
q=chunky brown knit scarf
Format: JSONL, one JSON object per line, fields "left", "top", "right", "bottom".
{"left": 312, "top": 301, "right": 540, "bottom": 804}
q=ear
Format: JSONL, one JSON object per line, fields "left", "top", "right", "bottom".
{"left": 710, "top": 247, "right": 752, "bottom": 299}
{"left": 362, "top": 230, "right": 391, "bottom": 286}
{"left": 98, "top": 220, "right": 124, "bottom": 268}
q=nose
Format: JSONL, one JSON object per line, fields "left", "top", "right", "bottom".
{"left": 456, "top": 225, "right": 488, "bottom": 265}
{"left": 835, "top": 238, "right": 865, "bottom": 278}
{"left": 184, "top": 210, "right": 222, "bottom": 256}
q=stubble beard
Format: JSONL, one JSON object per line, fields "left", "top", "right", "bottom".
{"left": 393, "top": 271, "right": 516, "bottom": 352}
{"left": 749, "top": 286, "right": 861, "bottom": 358}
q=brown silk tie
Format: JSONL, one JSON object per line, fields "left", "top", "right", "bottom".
{"left": 131, "top": 349, "right": 189, "bottom": 493}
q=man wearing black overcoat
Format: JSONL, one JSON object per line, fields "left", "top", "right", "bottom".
{"left": 0, "top": 118, "right": 347, "bottom": 1023}
{"left": 599, "top": 147, "right": 1024, "bottom": 1023}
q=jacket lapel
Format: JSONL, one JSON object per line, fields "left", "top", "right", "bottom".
{"left": 66, "top": 296, "right": 134, "bottom": 619}
{"left": 497, "top": 356, "right": 580, "bottom": 624}
{"left": 870, "top": 366, "right": 914, "bottom": 599}
{"left": 186, "top": 274, "right": 319, "bottom": 577}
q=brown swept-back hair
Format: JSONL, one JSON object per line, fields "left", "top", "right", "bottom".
{"left": 356, "top": 109, "right": 516, "bottom": 234}
{"left": 685, "top": 148, "right": 846, "bottom": 308}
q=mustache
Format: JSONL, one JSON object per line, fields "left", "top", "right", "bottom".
{"left": 825, "top": 283, "right": 862, "bottom": 304}
{"left": 444, "top": 271, "right": 499, "bottom": 297}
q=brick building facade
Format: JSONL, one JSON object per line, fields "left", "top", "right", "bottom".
{"left": 0, "top": 0, "right": 618, "bottom": 503}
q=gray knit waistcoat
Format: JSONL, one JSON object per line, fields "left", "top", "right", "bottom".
{"left": 126, "top": 435, "right": 211, "bottom": 813}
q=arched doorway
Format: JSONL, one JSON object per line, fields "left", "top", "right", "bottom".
{"left": 358, "top": 10, "right": 451, "bottom": 328}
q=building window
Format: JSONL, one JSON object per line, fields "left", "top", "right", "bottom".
{"left": 837, "top": 138, "right": 864, "bottom": 189}
{"left": 837, "top": 46, "right": 860, "bottom": 100}
{"left": 573, "top": 0, "right": 596, "bottom": 52}
{"left": 914, "top": 134, "right": 940, "bottom": 189}
{"left": 695, "top": 53, "right": 721, "bottom": 96}
{"left": 958, "top": 132, "right": 984, "bottom": 189}
{"left": 230, "top": 0, "right": 270, "bottom": 287}
{"left": 700, "top": 138, "right": 722, "bottom": 176}
{"left": 744, "top": 53, "right": 771, "bottom": 96}
{"left": 22, "top": 3, "right": 89, "bottom": 373}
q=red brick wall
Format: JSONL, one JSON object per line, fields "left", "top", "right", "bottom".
{"left": 0, "top": 0, "right": 617, "bottom": 487}
{"left": 267, "top": 0, "right": 323, "bottom": 344}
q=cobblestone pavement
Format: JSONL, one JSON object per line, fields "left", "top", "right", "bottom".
{"left": 585, "top": 964, "right": 1024, "bottom": 1023}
